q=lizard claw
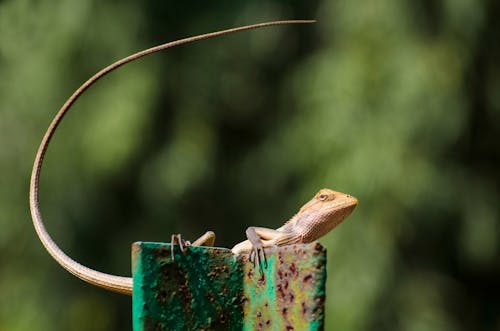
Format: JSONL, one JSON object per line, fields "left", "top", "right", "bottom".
{"left": 249, "top": 241, "right": 267, "bottom": 274}
{"left": 170, "top": 234, "right": 191, "bottom": 261}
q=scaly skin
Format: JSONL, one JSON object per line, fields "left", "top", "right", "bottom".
{"left": 29, "top": 20, "right": 314, "bottom": 296}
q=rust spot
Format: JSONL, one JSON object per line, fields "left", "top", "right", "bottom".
{"left": 289, "top": 263, "right": 297, "bottom": 276}
{"left": 282, "top": 308, "right": 288, "bottom": 316}
{"left": 303, "top": 274, "right": 313, "bottom": 283}
{"left": 286, "top": 325, "right": 294, "bottom": 330}
{"left": 314, "top": 242, "right": 322, "bottom": 251}
{"left": 278, "top": 251, "right": 284, "bottom": 264}
{"left": 157, "top": 246, "right": 170, "bottom": 257}
{"left": 157, "top": 289, "right": 168, "bottom": 305}
{"left": 257, "top": 272, "right": 265, "bottom": 285}
{"left": 277, "top": 285, "right": 285, "bottom": 299}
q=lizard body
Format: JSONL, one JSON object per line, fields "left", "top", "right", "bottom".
{"left": 231, "top": 189, "right": 357, "bottom": 267}
{"left": 29, "top": 20, "right": 314, "bottom": 296}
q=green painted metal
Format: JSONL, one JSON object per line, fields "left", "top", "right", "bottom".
{"left": 132, "top": 242, "right": 326, "bottom": 331}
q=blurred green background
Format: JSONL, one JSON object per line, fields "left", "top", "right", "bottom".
{"left": 1, "top": 0, "right": 499, "bottom": 330}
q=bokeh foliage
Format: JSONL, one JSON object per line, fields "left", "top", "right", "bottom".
{"left": 1, "top": 0, "right": 499, "bottom": 330}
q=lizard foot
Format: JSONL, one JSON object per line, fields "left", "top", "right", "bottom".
{"left": 170, "top": 234, "right": 191, "bottom": 261}
{"left": 249, "top": 241, "right": 268, "bottom": 274}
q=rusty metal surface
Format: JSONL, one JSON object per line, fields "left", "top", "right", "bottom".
{"left": 240, "top": 243, "right": 326, "bottom": 330}
{"left": 132, "top": 242, "right": 326, "bottom": 331}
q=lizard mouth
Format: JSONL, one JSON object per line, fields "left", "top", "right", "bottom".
{"left": 325, "top": 196, "right": 358, "bottom": 219}
{"left": 342, "top": 200, "right": 357, "bottom": 218}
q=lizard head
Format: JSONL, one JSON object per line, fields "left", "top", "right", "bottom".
{"left": 299, "top": 188, "right": 358, "bottom": 217}
{"left": 294, "top": 188, "right": 358, "bottom": 241}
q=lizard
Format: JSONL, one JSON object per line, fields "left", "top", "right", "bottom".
{"left": 231, "top": 188, "right": 357, "bottom": 271}
{"left": 29, "top": 20, "right": 316, "bottom": 296}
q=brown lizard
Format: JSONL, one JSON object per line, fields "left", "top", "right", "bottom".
{"left": 231, "top": 189, "right": 357, "bottom": 270}
{"left": 29, "top": 20, "right": 315, "bottom": 295}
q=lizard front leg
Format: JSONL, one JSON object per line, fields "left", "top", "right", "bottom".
{"left": 232, "top": 227, "right": 298, "bottom": 273}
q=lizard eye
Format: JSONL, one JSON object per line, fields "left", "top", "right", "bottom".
{"left": 318, "top": 194, "right": 328, "bottom": 201}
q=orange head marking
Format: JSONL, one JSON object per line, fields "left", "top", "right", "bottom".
{"left": 299, "top": 188, "right": 358, "bottom": 214}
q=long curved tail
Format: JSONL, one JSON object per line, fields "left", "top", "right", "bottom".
{"left": 29, "top": 20, "right": 315, "bottom": 295}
